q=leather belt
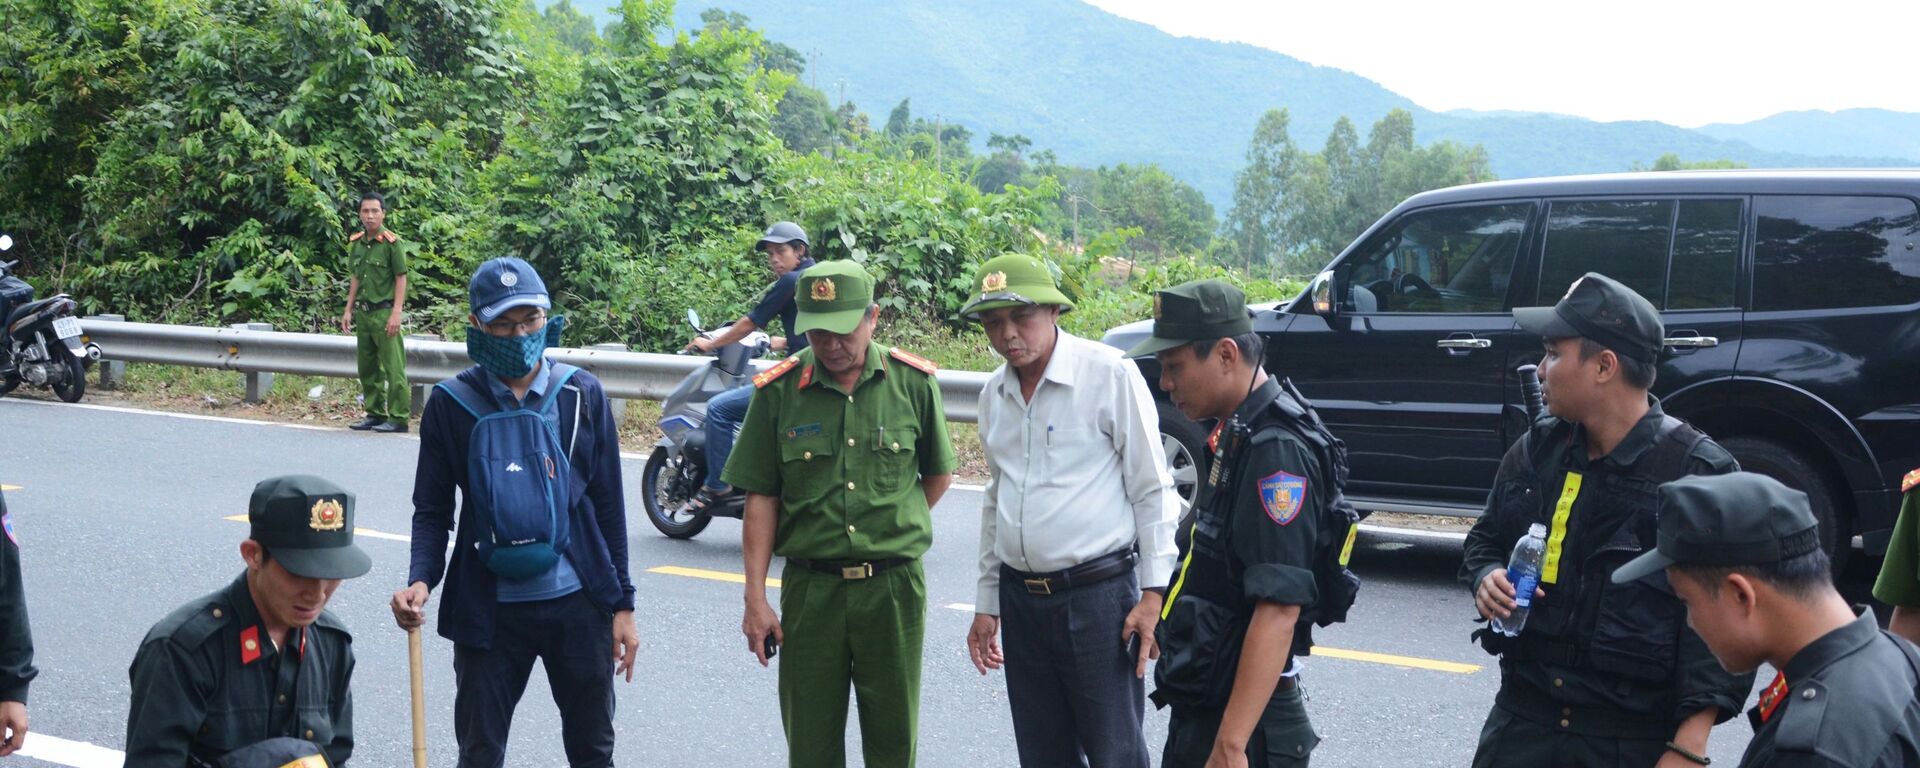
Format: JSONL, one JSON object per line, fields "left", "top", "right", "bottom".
{"left": 1003, "top": 549, "right": 1136, "bottom": 596}
{"left": 788, "top": 557, "right": 912, "bottom": 580}
{"left": 355, "top": 299, "right": 394, "bottom": 311}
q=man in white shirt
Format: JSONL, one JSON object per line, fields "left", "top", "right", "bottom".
{"left": 959, "top": 254, "right": 1180, "bottom": 768}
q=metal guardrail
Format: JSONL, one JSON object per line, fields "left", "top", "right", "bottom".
{"left": 77, "top": 318, "right": 992, "bottom": 423}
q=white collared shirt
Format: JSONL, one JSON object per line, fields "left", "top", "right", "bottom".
{"left": 974, "top": 331, "right": 1179, "bottom": 614}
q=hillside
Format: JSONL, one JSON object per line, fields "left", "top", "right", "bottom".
{"left": 1696, "top": 108, "right": 1920, "bottom": 162}
{"left": 573, "top": 0, "right": 1914, "bottom": 205}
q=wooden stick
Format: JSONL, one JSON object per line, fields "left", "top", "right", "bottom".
{"left": 409, "top": 627, "right": 427, "bottom": 768}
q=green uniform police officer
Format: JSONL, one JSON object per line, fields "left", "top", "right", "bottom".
{"left": 1872, "top": 468, "right": 1920, "bottom": 644}
{"left": 339, "top": 192, "right": 410, "bottom": 433}
{"left": 1131, "top": 279, "right": 1360, "bottom": 768}
{"left": 1462, "top": 273, "right": 1752, "bottom": 768}
{"left": 728, "top": 260, "right": 959, "bottom": 768}
{"left": 0, "top": 488, "right": 33, "bottom": 758}
{"left": 1616, "top": 472, "right": 1920, "bottom": 767}
{"left": 125, "top": 475, "right": 373, "bottom": 767}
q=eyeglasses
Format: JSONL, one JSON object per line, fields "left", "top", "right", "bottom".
{"left": 484, "top": 312, "right": 547, "bottom": 337}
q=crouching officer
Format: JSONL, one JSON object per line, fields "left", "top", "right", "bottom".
{"left": 125, "top": 476, "right": 372, "bottom": 767}
{"left": 1130, "top": 279, "right": 1361, "bottom": 768}
{"left": 1462, "top": 273, "right": 1753, "bottom": 768}
{"left": 1615, "top": 473, "right": 1920, "bottom": 767}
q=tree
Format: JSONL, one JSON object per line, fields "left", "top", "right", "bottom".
{"left": 1223, "top": 109, "right": 1300, "bottom": 270}
{"left": 1637, "top": 153, "right": 1747, "bottom": 171}
{"left": 987, "top": 133, "right": 1032, "bottom": 159}
{"left": 886, "top": 99, "right": 913, "bottom": 137}
{"left": 770, "top": 82, "right": 837, "bottom": 154}
{"left": 540, "top": 0, "right": 600, "bottom": 55}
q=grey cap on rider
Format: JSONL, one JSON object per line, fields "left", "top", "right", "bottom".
{"left": 756, "top": 222, "right": 808, "bottom": 252}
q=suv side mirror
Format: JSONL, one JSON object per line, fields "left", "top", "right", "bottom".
{"left": 1309, "top": 269, "right": 1338, "bottom": 317}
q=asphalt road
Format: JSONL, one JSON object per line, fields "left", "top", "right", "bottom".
{"left": 0, "top": 395, "right": 1771, "bottom": 767}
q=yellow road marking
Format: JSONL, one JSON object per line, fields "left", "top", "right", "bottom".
{"left": 1311, "top": 646, "right": 1482, "bottom": 674}
{"left": 645, "top": 565, "right": 1481, "bottom": 675}
{"left": 1, "top": 485, "right": 21, "bottom": 492}
{"left": 647, "top": 565, "right": 782, "bottom": 588}
{"left": 222, "top": 514, "right": 411, "bottom": 543}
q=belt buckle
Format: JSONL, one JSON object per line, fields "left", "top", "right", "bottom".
{"left": 841, "top": 563, "right": 873, "bottom": 580}
{"left": 1023, "top": 578, "right": 1053, "bottom": 595}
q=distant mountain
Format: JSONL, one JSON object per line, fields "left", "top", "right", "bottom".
{"left": 1696, "top": 108, "right": 1920, "bottom": 163}
{"left": 571, "top": 0, "right": 1916, "bottom": 206}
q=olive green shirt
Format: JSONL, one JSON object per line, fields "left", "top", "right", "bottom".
{"left": 722, "top": 343, "right": 957, "bottom": 561}
{"left": 125, "top": 573, "right": 355, "bottom": 767}
{"left": 1872, "top": 483, "right": 1920, "bottom": 606}
{"left": 347, "top": 230, "right": 408, "bottom": 307}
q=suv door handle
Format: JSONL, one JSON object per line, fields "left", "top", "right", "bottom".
{"left": 1436, "top": 338, "right": 1492, "bottom": 350}
{"left": 1663, "top": 335, "right": 1720, "bottom": 349}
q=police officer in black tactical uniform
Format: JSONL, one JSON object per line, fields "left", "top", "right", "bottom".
{"left": 1462, "top": 273, "right": 1754, "bottom": 768}
{"left": 0, "top": 487, "right": 33, "bottom": 759}
{"left": 1615, "top": 472, "right": 1920, "bottom": 768}
{"left": 1129, "top": 279, "right": 1360, "bottom": 768}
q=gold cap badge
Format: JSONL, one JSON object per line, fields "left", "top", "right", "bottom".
{"left": 981, "top": 271, "right": 1007, "bottom": 292}
{"left": 309, "top": 499, "right": 346, "bottom": 532}
{"left": 810, "top": 277, "right": 837, "bottom": 302}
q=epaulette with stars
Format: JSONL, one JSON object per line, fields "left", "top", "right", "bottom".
{"left": 1905, "top": 467, "right": 1920, "bottom": 494}
{"left": 888, "top": 347, "right": 937, "bottom": 375}
{"left": 754, "top": 355, "right": 803, "bottom": 388}
{"left": 347, "top": 230, "right": 399, "bottom": 244}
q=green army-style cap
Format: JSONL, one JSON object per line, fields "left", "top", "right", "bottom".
{"left": 1126, "top": 279, "right": 1254, "bottom": 357}
{"left": 957, "top": 254, "right": 1075, "bottom": 321}
{"left": 1515, "top": 272, "right": 1664, "bottom": 365}
{"left": 1612, "top": 472, "right": 1821, "bottom": 584}
{"left": 248, "top": 475, "right": 372, "bottom": 580}
{"left": 794, "top": 260, "right": 875, "bottom": 335}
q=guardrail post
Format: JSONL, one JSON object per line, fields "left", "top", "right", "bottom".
{"left": 231, "top": 322, "right": 274, "bottom": 404}
{"left": 589, "top": 343, "right": 629, "bottom": 422}
{"left": 407, "top": 334, "right": 438, "bottom": 418}
{"left": 88, "top": 314, "right": 127, "bottom": 390}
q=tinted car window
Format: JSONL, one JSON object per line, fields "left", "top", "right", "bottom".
{"left": 1755, "top": 195, "right": 1920, "bottom": 310}
{"left": 1341, "top": 203, "right": 1531, "bottom": 314}
{"left": 1539, "top": 200, "right": 1672, "bottom": 305}
{"left": 1667, "top": 199, "right": 1743, "bottom": 310}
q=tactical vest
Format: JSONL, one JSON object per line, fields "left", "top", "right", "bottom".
{"left": 1153, "top": 378, "right": 1361, "bottom": 709}
{"left": 1485, "top": 414, "right": 1707, "bottom": 683}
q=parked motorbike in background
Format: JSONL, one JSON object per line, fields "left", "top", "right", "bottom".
{"left": 642, "top": 309, "right": 771, "bottom": 539}
{"left": 0, "top": 234, "right": 102, "bottom": 403}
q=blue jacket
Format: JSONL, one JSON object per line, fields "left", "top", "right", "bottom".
{"left": 408, "top": 362, "right": 635, "bottom": 649}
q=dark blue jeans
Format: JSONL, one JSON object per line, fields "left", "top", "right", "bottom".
{"left": 451, "top": 591, "right": 615, "bottom": 768}
{"left": 702, "top": 383, "right": 753, "bottom": 493}
{"left": 1000, "top": 567, "right": 1151, "bottom": 768}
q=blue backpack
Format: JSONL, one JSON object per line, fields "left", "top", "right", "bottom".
{"left": 435, "top": 363, "right": 581, "bottom": 580}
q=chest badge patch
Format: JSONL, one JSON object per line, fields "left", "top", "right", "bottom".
{"left": 1258, "top": 470, "right": 1306, "bottom": 526}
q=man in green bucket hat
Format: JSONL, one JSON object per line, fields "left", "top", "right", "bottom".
{"left": 727, "top": 260, "right": 959, "bottom": 768}
{"left": 958, "top": 254, "right": 1179, "bottom": 766}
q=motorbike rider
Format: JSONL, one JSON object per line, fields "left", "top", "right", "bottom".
{"left": 678, "top": 222, "right": 815, "bottom": 515}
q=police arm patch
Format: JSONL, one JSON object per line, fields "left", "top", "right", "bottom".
{"left": 1258, "top": 470, "right": 1307, "bottom": 526}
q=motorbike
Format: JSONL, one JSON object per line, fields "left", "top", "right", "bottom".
{"left": 642, "top": 309, "right": 771, "bottom": 539}
{"left": 0, "top": 234, "right": 102, "bottom": 403}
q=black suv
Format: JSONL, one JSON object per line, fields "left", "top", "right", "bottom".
{"left": 1102, "top": 170, "right": 1920, "bottom": 566}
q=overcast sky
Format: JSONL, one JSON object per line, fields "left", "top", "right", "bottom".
{"left": 1083, "top": 0, "right": 1918, "bottom": 127}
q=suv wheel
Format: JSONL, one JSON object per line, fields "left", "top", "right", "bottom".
{"left": 1720, "top": 436, "right": 1850, "bottom": 575}
{"left": 1157, "top": 401, "right": 1209, "bottom": 517}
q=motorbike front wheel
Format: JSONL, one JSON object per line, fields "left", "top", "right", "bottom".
{"left": 50, "top": 346, "right": 85, "bottom": 403}
{"left": 643, "top": 447, "right": 712, "bottom": 539}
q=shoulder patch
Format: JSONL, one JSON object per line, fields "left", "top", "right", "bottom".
{"left": 379, "top": 230, "right": 399, "bottom": 244}
{"left": 889, "top": 347, "right": 937, "bottom": 375}
{"left": 348, "top": 231, "right": 365, "bottom": 242}
{"left": 1258, "top": 470, "right": 1307, "bottom": 526}
{"left": 754, "top": 355, "right": 802, "bottom": 388}
{"left": 152, "top": 596, "right": 232, "bottom": 650}
{"left": 1904, "top": 467, "right": 1920, "bottom": 494}
{"left": 313, "top": 608, "right": 354, "bottom": 639}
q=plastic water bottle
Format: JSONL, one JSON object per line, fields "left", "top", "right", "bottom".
{"left": 1492, "top": 523, "right": 1548, "bottom": 637}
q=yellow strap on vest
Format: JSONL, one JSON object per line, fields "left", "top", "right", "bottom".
{"left": 1542, "top": 472, "right": 1582, "bottom": 584}
{"left": 1338, "top": 522, "right": 1359, "bottom": 567}
{"left": 1161, "top": 521, "right": 1198, "bottom": 621}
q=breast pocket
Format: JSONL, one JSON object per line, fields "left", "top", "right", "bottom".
{"left": 869, "top": 425, "right": 919, "bottom": 495}
{"left": 1039, "top": 427, "right": 1105, "bottom": 489}
{"left": 778, "top": 431, "right": 838, "bottom": 497}
{"left": 1585, "top": 528, "right": 1680, "bottom": 682}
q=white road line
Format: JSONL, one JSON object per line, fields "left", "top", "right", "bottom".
{"left": 1358, "top": 523, "right": 1469, "bottom": 542}
{"left": 944, "top": 602, "right": 977, "bottom": 612}
{"left": 16, "top": 733, "right": 125, "bottom": 768}
{"left": 0, "top": 397, "right": 338, "bottom": 432}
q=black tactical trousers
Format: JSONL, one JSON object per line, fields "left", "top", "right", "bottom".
{"left": 1161, "top": 682, "right": 1318, "bottom": 768}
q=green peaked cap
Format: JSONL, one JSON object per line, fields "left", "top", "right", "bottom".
{"left": 957, "top": 254, "right": 1074, "bottom": 321}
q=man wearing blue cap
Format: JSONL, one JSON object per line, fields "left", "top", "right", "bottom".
{"left": 391, "top": 257, "right": 640, "bottom": 768}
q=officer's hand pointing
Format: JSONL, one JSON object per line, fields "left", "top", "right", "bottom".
{"left": 390, "top": 581, "right": 430, "bottom": 631}
{"left": 1475, "top": 568, "right": 1542, "bottom": 621}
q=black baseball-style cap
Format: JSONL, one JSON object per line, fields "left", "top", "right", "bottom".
{"left": 1126, "top": 279, "right": 1255, "bottom": 357}
{"left": 1514, "top": 272, "right": 1664, "bottom": 364}
{"left": 1611, "top": 472, "right": 1822, "bottom": 583}
{"left": 248, "top": 475, "right": 373, "bottom": 580}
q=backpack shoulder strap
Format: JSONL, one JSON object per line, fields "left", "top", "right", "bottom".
{"left": 1641, "top": 415, "right": 1710, "bottom": 484}
{"left": 535, "top": 363, "right": 581, "bottom": 416}
{"left": 433, "top": 370, "right": 499, "bottom": 419}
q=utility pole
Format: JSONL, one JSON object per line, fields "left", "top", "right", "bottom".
{"left": 1070, "top": 194, "right": 1082, "bottom": 252}
{"left": 809, "top": 48, "right": 821, "bottom": 91}
{"left": 934, "top": 114, "right": 943, "bottom": 174}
